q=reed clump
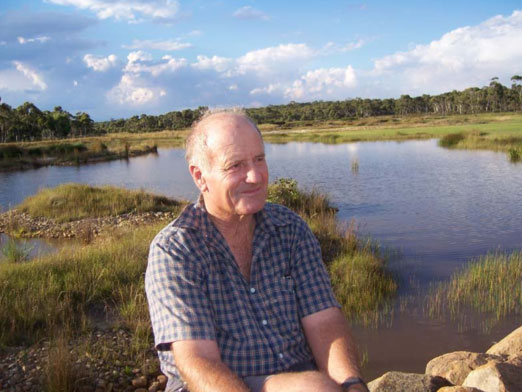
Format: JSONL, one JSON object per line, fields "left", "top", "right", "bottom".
{"left": 16, "top": 183, "right": 181, "bottom": 222}
{"left": 268, "top": 178, "right": 397, "bottom": 325}
{"left": 427, "top": 251, "right": 522, "bottom": 322}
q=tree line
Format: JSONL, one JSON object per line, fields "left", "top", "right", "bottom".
{"left": 1, "top": 76, "right": 521, "bottom": 142}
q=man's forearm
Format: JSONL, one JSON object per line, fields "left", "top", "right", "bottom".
{"left": 177, "top": 354, "right": 250, "bottom": 392}
{"left": 302, "top": 307, "right": 363, "bottom": 384}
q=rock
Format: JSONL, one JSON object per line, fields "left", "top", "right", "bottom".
{"left": 148, "top": 381, "right": 160, "bottom": 392}
{"left": 463, "top": 362, "right": 522, "bottom": 392}
{"left": 156, "top": 375, "right": 167, "bottom": 390}
{"left": 486, "top": 325, "right": 522, "bottom": 359}
{"left": 506, "top": 355, "right": 522, "bottom": 368}
{"left": 132, "top": 376, "right": 148, "bottom": 388}
{"left": 368, "top": 371, "right": 452, "bottom": 392}
{"left": 426, "top": 351, "right": 502, "bottom": 385}
{"left": 438, "top": 387, "right": 483, "bottom": 392}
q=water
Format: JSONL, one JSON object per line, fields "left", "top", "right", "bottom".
{"left": 1, "top": 139, "right": 521, "bottom": 379}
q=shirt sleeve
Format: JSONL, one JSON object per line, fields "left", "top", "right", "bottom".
{"left": 291, "top": 220, "right": 341, "bottom": 318}
{"left": 145, "top": 231, "right": 216, "bottom": 351}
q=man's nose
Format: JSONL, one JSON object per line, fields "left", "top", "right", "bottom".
{"left": 245, "top": 163, "right": 263, "bottom": 183}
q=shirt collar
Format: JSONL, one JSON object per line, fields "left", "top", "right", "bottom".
{"left": 173, "top": 195, "right": 287, "bottom": 237}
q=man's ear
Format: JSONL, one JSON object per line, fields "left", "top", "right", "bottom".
{"left": 189, "top": 164, "right": 208, "bottom": 192}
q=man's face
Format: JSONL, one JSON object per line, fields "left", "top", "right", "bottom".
{"left": 195, "top": 115, "right": 268, "bottom": 220}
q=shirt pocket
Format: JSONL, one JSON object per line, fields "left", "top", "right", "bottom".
{"left": 266, "top": 276, "right": 301, "bottom": 337}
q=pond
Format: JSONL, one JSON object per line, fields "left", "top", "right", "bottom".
{"left": 1, "top": 139, "right": 521, "bottom": 379}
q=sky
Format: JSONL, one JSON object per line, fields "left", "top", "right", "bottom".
{"left": 0, "top": 1, "right": 521, "bottom": 121}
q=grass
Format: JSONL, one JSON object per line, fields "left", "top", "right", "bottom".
{"left": 16, "top": 183, "right": 182, "bottom": 222}
{"left": 268, "top": 178, "right": 397, "bottom": 324}
{"left": 1, "top": 237, "right": 33, "bottom": 263}
{"left": 0, "top": 137, "right": 160, "bottom": 171}
{"left": 426, "top": 251, "right": 522, "bottom": 325}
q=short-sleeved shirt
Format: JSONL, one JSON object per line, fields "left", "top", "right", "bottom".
{"left": 145, "top": 201, "right": 340, "bottom": 382}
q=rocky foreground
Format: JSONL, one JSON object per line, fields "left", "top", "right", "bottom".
{"left": 2, "top": 325, "right": 521, "bottom": 392}
{"left": 368, "top": 325, "right": 522, "bottom": 392}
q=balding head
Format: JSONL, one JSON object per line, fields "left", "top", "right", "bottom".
{"left": 185, "top": 109, "right": 262, "bottom": 170}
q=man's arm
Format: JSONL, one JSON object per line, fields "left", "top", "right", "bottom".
{"left": 302, "top": 307, "right": 367, "bottom": 391}
{"left": 171, "top": 339, "right": 250, "bottom": 392}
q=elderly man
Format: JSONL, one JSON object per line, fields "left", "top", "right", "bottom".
{"left": 145, "top": 111, "right": 369, "bottom": 392}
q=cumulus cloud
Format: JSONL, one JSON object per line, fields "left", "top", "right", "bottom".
{"left": 192, "top": 55, "right": 233, "bottom": 73}
{"left": 124, "top": 39, "right": 192, "bottom": 51}
{"left": 83, "top": 54, "right": 118, "bottom": 72}
{"left": 122, "top": 51, "right": 187, "bottom": 76}
{"left": 108, "top": 74, "right": 159, "bottom": 105}
{"left": 47, "top": 0, "right": 180, "bottom": 23}
{"left": 371, "top": 10, "right": 522, "bottom": 95}
{"left": 233, "top": 6, "right": 270, "bottom": 21}
{"left": 237, "top": 43, "right": 315, "bottom": 75}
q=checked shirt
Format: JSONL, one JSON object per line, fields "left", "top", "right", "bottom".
{"left": 145, "top": 201, "right": 340, "bottom": 382}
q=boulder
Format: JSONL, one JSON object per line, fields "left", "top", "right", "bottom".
{"left": 486, "top": 325, "right": 522, "bottom": 359}
{"left": 463, "top": 362, "right": 522, "bottom": 392}
{"left": 368, "top": 371, "right": 452, "bottom": 392}
{"left": 425, "top": 351, "right": 502, "bottom": 385}
{"left": 438, "top": 387, "right": 483, "bottom": 392}
{"left": 506, "top": 355, "right": 522, "bottom": 368}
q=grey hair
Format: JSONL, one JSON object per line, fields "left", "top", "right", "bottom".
{"left": 185, "top": 107, "right": 261, "bottom": 169}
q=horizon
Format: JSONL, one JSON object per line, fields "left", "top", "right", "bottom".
{"left": 0, "top": 0, "right": 521, "bottom": 121}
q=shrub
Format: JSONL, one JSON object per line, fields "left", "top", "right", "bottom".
{"left": 439, "top": 132, "right": 466, "bottom": 147}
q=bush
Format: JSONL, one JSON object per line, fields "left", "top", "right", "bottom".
{"left": 439, "top": 132, "right": 466, "bottom": 147}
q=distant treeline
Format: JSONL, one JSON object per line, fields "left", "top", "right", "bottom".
{"left": 1, "top": 76, "right": 521, "bottom": 142}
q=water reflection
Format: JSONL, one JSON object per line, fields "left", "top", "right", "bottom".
{"left": 0, "top": 233, "right": 57, "bottom": 262}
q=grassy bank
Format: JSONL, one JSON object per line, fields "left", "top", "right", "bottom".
{"left": 2, "top": 112, "right": 522, "bottom": 171}
{"left": 16, "top": 183, "right": 181, "bottom": 222}
{"left": 0, "top": 137, "right": 161, "bottom": 171}
{"left": 426, "top": 251, "right": 522, "bottom": 326}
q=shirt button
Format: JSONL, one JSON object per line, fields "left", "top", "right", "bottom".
{"left": 250, "top": 287, "right": 256, "bottom": 294}
{"left": 279, "top": 353, "right": 284, "bottom": 359}
{"left": 262, "top": 319, "right": 268, "bottom": 325}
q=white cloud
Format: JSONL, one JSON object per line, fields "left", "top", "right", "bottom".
{"left": 13, "top": 61, "right": 47, "bottom": 90}
{"left": 285, "top": 66, "right": 357, "bottom": 100}
{"left": 83, "top": 54, "right": 118, "bottom": 72}
{"left": 323, "top": 39, "right": 366, "bottom": 54}
{"left": 124, "top": 39, "right": 192, "bottom": 51}
{"left": 238, "top": 43, "right": 315, "bottom": 75}
{"left": 47, "top": 0, "right": 180, "bottom": 22}
{"left": 123, "top": 51, "right": 187, "bottom": 76}
{"left": 233, "top": 6, "right": 270, "bottom": 21}
{"left": 192, "top": 55, "right": 233, "bottom": 73}
{"left": 17, "top": 36, "right": 51, "bottom": 44}
{"left": 250, "top": 66, "right": 357, "bottom": 101}
{"left": 371, "top": 10, "right": 522, "bottom": 95}
{"left": 108, "top": 74, "right": 158, "bottom": 105}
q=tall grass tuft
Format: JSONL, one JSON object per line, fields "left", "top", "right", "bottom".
{"left": 508, "top": 147, "right": 521, "bottom": 162}
{"left": 427, "top": 251, "right": 522, "bottom": 323}
{"left": 17, "top": 183, "right": 182, "bottom": 222}
{"left": 1, "top": 237, "right": 32, "bottom": 263}
{"left": 439, "top": 132, "right": 465, "bottom": 147}
{"left": 44, "top": 334, "right": 79, "bottom": 392}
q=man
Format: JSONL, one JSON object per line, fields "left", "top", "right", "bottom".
{"left": 145, "top": 110, "right": 369, "bottom": 392}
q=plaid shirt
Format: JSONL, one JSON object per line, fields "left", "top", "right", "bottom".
{"left": 145, "top": 201, "right": 340, "bottom": 382}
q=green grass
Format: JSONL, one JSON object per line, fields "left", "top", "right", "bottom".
{"left": 268, "top": 178, "right": 397, "bottom": 324}
{"left": 16, "top": 183, "right": 182, "bottom": 222}
{"left": 427, "top": 251, "right": 522, "bottom": 323}
{"left": 1, "top": 237, "right": 33, "bottom": 263}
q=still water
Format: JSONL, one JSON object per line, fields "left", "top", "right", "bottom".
{"left": 1, "top": 139, "right": 521, "bottom": 378}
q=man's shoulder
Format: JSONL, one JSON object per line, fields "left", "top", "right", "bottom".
{"left": 263, "top": 203, "right": 307, "bottom": 227}
{"left": 151, "top": 203, "right": 201, "bottom": 248}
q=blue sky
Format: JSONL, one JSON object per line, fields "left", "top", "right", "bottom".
{"left": 0, "top": 1, "right": 521, "bottom": 120}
